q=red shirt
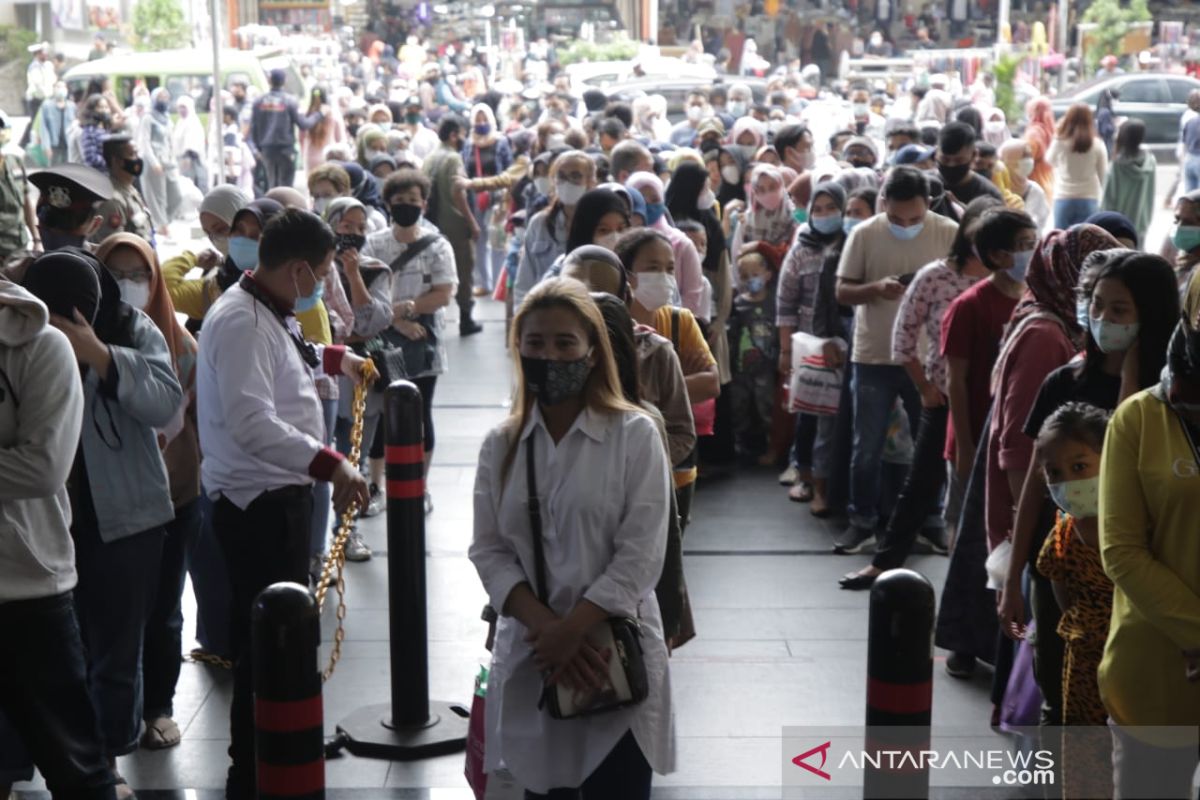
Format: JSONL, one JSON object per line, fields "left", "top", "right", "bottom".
{"left": 939, "top": 278, "right": 1020, "bottom": 461}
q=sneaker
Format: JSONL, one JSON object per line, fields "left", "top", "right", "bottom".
{"left": 460, "top": 319, "right": 484, "bottom": 336}
{"left": 344, "top": 531, "right": 372, "bottom": 562}
{"left": 361, "top": 483, "right": 385, "bottom": 518}
{"left": 832, "top": 526, "right": 876, "bottom": 555}
{"left": 945, "top": 651, "right": 976, "bottom": 679}
{"left": 918, "top": 527, "right": 950, "bottom": 555}
{"left": 778, "top": 465, "right": 800, "bottom": 486}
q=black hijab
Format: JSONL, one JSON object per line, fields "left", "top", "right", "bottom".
{"left": 797, "top": 181, "right": 848, "bottom": 250}
{"left": 666, "top": 160, "right": 726, "bottom": 274}
{"left": 24, "top": 247, "right": 135, "bottom": 348}
{"left": 716, "top": 146, "right": 748, "bottom": 208}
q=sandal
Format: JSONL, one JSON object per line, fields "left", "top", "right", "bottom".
{"left": 788, "top": 482, "right": 814, "bottom": 503}
{"left": 140, "top": 716, "right": 181, "bottom": 750}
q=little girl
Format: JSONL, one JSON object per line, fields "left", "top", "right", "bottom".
{"left": 1034, "top": 402, "right": 1114, "bottom": 800}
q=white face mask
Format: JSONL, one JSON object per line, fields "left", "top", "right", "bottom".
{"left": 632, "top": 272, "right": 677, "bottom": 311}
{"left": 556, "top": 179, "right": 586, "bottom": 206}
{"left": 1017, "top": 157, "right": 1035, "bottom": 178}
{"left": 533, "top": 176, "right": 551, "bottom": 195}
{"left": 687, "top": 105, "right": 705, "bottom": 123}
{"left": 697, "top": 188, "right": 717, "bottom": 210}
{"left": 595, "top": 232, "right": 620, "bottom": 250}
{"left": 117, "top": 278, "right": 151, "bottom": 311}
{"left": 721, "top": 165, "right": 741, "bottom": 185}
{"left": 313, "top": 196, "right": 331, "bottom": 215}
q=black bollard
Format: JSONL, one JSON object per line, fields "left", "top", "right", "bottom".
{"left": 863, "top": 568, "right": 934, "bottom": 800}
{"left": 253, "top": 582, "right": 324, "bottom": 800}
{"left": 336, "top": 379, "right": 469, "bottom": 759}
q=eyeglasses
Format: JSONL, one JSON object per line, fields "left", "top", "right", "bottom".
{"left": 108, "top": 267, "right": 151, "bottom": 282}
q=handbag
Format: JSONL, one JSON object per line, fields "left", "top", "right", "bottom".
{"left": 525, "top": 439, "right": 649, "bottom": 719}
{"left": 355, "top": 235, "right": 443, "bottom": 382}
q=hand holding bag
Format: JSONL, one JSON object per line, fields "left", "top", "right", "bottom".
{"left": 525, "top": 439, "right": 649, "bottom": 719}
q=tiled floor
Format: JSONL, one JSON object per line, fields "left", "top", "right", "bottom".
{"left": 12, "top": 296, "right": 996, "bottom": 798}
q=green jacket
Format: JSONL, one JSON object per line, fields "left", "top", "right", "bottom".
{"left": 1101, "top": 150, "right": 1156, "bottom": 241}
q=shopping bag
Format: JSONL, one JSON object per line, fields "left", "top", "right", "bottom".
{"left": 465, "top": 666, "right": 488, "bottom": 800}
{"left": 492, "top": 265, "right": 508, "bottom": 302}
{"left": 788, "top": 333, "right": 845, "bottom": 415}
{"left": 1000, "top": 620, "right": 1044, "bottom": 732}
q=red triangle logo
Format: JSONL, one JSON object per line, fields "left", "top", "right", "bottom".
{"left": 792, "top": 741, "right": 833, "bottom": 781}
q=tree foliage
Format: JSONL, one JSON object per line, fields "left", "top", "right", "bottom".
{"left": 991, "top": 52, "right": 1024, "bottom": 125}
{"left": 557, "top": 37, "right": 640, "bottom": 67}
{"left": 1080, "top": 0, "right": 1152, "bottom": 74}
{"left": 0, "top": 25, "right": 38, "bottom": 64}
{"left": 132, "top": 0, "right": 192, "bottom": 52}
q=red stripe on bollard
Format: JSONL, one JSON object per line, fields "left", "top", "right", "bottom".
{"left": 255, "top": 696, "right": 323, "bottom": 733}
{"left": 387, "top": 478, "right": 424, "bottom": 499}
{"left": 866, "top": 677, "right": 932, "bottom": 715}
{"left": 385, "top": 444, "right": 425, "bottom": 465}
{"left": 257, "top": 760, "right": 325, "bottom": 795}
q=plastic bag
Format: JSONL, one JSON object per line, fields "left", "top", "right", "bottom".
{"left": 788, "top": 333, "right": 845, "bottom": 416}
{"left": 465, "top": 666, "right": 488, "bottom": 800}
{"left": 985, "top": 539, "right": 1012, "bottom": 591}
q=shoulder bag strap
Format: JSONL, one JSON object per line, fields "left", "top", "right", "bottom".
{"left": 670, "top": 307, "right": 680, "bottom": 353}
{"left": 525, "top": 438, "right": 549, "bottom": 606}
{"left": 387, "top": 234, "right": 439, "bottom": 274}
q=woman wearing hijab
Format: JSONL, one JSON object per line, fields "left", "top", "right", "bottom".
{"left": 463, "top": 102, "right": 514, "bottom": 294}
{"left": 1025, "top": 97, "right": 1057, "bottom": 198}
{"left": 137, "top": 87, "right": 180, "bottom": 237}
{"left": 162, "top": 184, "right": 249, "bottom": 329}
{"left": 983, "top": 108, "right": 1010, "bottom": 149}
{"left": 23, "top": 247, "right": 182, "bottom": 795}
{"left": 1083, "top": 210, "right": 1139, "bottom": 249}
{"left": 626, "top": 171, "right": 707, "bottom": 319}
{"left": 728, "top": 117, "right": 767, "bottom": 163}
{"left": 777, "top": 181, "right": 848, "bottom": 511}
{"left": 716, "top": 146, "right": 748, "bottom": 210}
{"left": 337, "top": 161, "right": 389, "bottom": 232}
{"left": 1100, "top": 274, "right": 1200, "bottom": 797}
{"left": 95, "top": 232, "right": 200, "bottom": 752}
{"left": 731, "top": 164, "right": 797, "bottom": 258}
{"left": 1100, "top": 120, "right": 1156, "bottom": 243}
{"left": 172, "top": 95, "right": 208, "bottom": 193}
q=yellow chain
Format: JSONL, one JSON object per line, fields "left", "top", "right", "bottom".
{"left": 315, "top": 359, "right": 377, "bottom": 682}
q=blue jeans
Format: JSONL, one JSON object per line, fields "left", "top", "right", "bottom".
{"left": 1053, "top": 197, "right": 1098, "bottom": 230}
{"left": 188, "top": 489, "right": 232, "bottom": 659}
{"left": 1185, "top": 154, "right": 1200, "bottom": 194}
{"left": 0, "top": 593, "right": 115, "bottom": 795}
{"left": 848, "top": 363, "right": 921, "bottom": 530}
{"left": 310, "top": 396, "right": 338, "bottom": 558}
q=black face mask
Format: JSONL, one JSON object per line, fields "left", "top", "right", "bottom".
{"left": 347, "top": 122, "right": 362, "bottom": 139}
{"left": 938, "top": 161, "right": 972, "bottom": 186}
{"left": 94, "top": 112, "right": 110, "bottom": 126}
{"left": 390, "top": 202, "right": 422, "bottom": 227}
{"left": 847, "top": 157, "right": 875, "bottom": 170}
{"left": 337, "top": 233, "right": 367, "bottom": 252}
{"left": 123, "top": 157, "right": 144, "bottom": 177}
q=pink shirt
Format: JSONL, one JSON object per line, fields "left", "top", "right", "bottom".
{"left": 890, "top": 260, "right": 979, "bottom": 393}
{"left": 984, "top": 316, "right": 1076, "bottom": 550}
{"left": 653, "top": 219, "right": 706, "bottom": 319}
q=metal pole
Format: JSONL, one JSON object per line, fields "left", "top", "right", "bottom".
{"left": 211, "top": 0, "right": 223, "bottom": 191}
{"left": 334, "top": 379, "right": 468, "bottom": 760}
{"left": 863, "top": 569, "right": 934, "bottom": 800}
{"left": 252, "top": 583, "right": 325, "bottom": 799}
{"left": 1057, "top": 0, "right": 1069, "bottom": 93}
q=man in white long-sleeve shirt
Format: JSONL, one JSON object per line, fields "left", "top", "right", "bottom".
{"left": 197, "top": 208, "right": 371, "bottom": 799}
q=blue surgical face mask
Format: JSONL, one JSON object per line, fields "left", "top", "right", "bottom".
{"left": 745, "top": 275, "right": 767, "bottom": 294}
{"left": 228, "top": 236, "right": 259, "bottom": 270}
{"left": 644, "top": 202, "right": 667, "bottom": 226}
{"left": 1173, "top": 224, "right": 1200, "bottom": 254}
{"left": 889, "top": 221, "right": 924, "bottom": 241}
{"left": 1008, "top": 248, "right": 1034, "bottom": 283}
{"left": 843, "top": 217, "right": 863, "bottom": 235}
{"left": 294, "top": 265, "right": 324, "bottom": 313}
{"left": 810, "top": 213, "right": 843, "bottom": 235}
{"left": 1075, "top": 297, "right": 1090, "bottom": 328}
{"left": 1047, "top": 476, "right": 1099, "bottom": 519}
{"left": 1089, "top": 317, "right": 1140, "bottom": 354}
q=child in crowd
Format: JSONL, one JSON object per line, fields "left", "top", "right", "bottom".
{"left": 728, "top": 247, "right": 779, "bottom": 461}
{"left": 1034, "top": 402, "right": 1114, "bottom": 800}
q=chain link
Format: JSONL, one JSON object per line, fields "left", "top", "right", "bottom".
{"left": 315, "top": 360, "right": 376, "bottom": 682}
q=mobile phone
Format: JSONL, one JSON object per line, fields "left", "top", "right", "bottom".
{"left": 897, "top": 272, "right": 917, "bottom": 286}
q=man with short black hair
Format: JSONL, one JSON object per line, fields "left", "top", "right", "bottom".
{"left": 774, "top": 124, "right": 815, "bottom": 173}
{"left": 422, "top": 114, "right": 481, "bottom": 334}
{"left": 248, "top": 68, "right": 322, "bottom": 190}
{"left": 833, "top": 167, "right": 958, "bottom": 554}
{"left": 885, "top": 122, "right": 920, "bottom": 158}
{"left": 598, "top": 117, "right": 627, "bottom": 154}
{"left": 93, "top": 135, "right": 153, "bottom": 243}
{"left": 197, "top": 208, "right": 371, "bottom": 799}
{"left": 937, "top": 121, "right": 1002, "bottom": 207}
{"left": 670, "top": 89, "right": 711, "bottom": 147}
{"left": 610, "top": 139, "right": 654, "bottom": 185}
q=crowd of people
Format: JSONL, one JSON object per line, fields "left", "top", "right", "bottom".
{"left": 2, "top": 28, "right": 1200, "bottom": 800}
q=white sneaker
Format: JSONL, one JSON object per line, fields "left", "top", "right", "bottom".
{"left": 778, "top": 465, "right": 800, "bottom": 486}
{"left": 344, "top": 531, "right": 372, "bottom": 562}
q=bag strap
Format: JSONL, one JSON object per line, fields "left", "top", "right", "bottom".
{"left": 387, "top": 234, "right": 439, "bottom": 275}
{"left": 474, "top": 140, "right": 484, "bottom": 179}
{"left": 669, "top": 307, "right": 680, "bottom": 353}
{"left": 525, "top": 438, "right": 549, "bottom": 606}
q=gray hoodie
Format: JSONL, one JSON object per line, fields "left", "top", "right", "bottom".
{"left": 0, "top": 279, "right": 84, "bottom": 603}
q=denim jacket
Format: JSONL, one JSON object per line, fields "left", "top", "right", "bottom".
{"left": 81, "top": 309, "right": 182, "bottom": 542}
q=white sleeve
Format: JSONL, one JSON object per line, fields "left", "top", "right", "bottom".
{"left": 468, "top": 429, "right": 529, "bottom": 615}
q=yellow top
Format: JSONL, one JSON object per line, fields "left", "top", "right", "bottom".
{"left": 1098, "top": 389, "right": 1200, "bottom": 740}
{"left": 653, "top": 305, "right": 716, "bottom": 489}
{"left": 161, "top": 250, "right": 331, "bottom": 343}
{"left": 990, "top": 163, "right": 1026, "bottom": 212}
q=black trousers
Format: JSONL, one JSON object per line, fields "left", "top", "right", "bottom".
{"left": 872, "top": 404, "right": 948, "bottom": 570}
{"left": 0, "top": 593, "right": 115, "bottom": 796}
{"left": 144, "top": 498, "right": 202, "bottom": 720}
{"left": 214, "top": 486, "right": 313, "bottom": 799}
{"left": 259, "top": 146, "right": 296, "bottom": 191}
{"left": 524, "top": 730, "right": 652, "bottom": 799}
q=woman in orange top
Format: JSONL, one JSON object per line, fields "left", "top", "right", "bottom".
{"left": 1025, "top": 97, "right": 1056, "bottom": 199}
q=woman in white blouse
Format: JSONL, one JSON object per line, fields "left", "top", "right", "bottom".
{"left": 1048, "top": 103, "right": 1109, "bottom": 229}
{"left": 470, "top": 277, "right": 675, "bottom": 798}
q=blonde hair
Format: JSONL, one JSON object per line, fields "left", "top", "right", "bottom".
{"left": 502, "top": 277, "right": 642, "bottom": 480}
{"left": 308, "top": 162, "right": 351, "bottom": 195}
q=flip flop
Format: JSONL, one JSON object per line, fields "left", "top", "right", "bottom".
{"left": 788, "top": 482, "right": 814, "bottom": 503}
{"left": 140, "top": 716, "right": 181, "bottom": 750}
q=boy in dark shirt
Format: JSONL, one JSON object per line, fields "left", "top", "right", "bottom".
{"left": 729, "top": 249, "right": 779, "bottom": 461}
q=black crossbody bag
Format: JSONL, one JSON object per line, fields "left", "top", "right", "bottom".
{"left": 525, "top": 439, "right": 649, "bottom": 719}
